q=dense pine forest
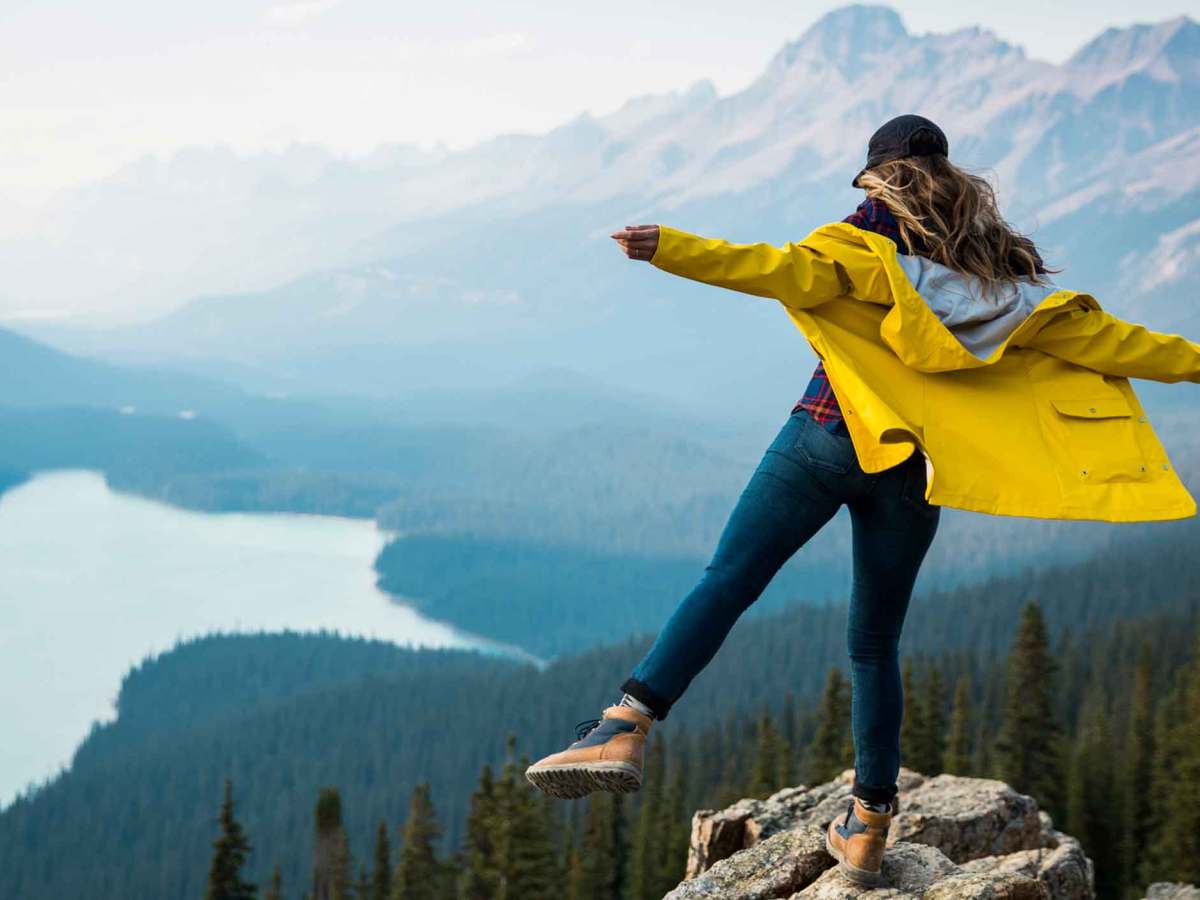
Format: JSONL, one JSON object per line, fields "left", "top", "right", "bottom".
{"left": 200, "top": 601, "right": 1200, "bottom": 900}
{"left": 4, "top": 520, "right": 1200, "bottom": 899}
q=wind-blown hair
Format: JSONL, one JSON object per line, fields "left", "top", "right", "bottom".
{"left": 856, "top": 155, "right": 1060, "bottom": 299}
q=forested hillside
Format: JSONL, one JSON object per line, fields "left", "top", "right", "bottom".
{"left": 216, "top": 603, "right": 1198, "bottom": 900}
{"left": 7, "top": 318, "right": 1200, "bottom": 665}
{"left": 0, "top": 405, "right": 263, "bottom": 479}
{"left": 374, "top": 534, "right": 847, "bottom": 658}
{"left": 4, "top": 520, "right": 1199, "bottom": 899}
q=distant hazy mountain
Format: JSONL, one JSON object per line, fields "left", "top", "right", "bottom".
{"left": 16, "top": 5, "right": 1200, "bottom": 413}
{"left": 0, "top": 326, "right": 248, "bottom": 415}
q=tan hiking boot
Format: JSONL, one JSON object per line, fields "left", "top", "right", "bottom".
{"left": 524, "top": 705, "right": 652, "bottom": 799}
{"left": 825, "top": 795, "right": 896, "bottom": 886}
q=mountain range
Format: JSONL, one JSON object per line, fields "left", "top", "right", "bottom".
{"left": 10, "top": 4, "right": 1198, "bottom": 417}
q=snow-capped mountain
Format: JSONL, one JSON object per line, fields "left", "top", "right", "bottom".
{"left": 17, "top": 5, "right": 1200, "bottom": 412}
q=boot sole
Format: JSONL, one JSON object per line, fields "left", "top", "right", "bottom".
{"left": 824, "top": 829, "right": 885, "bottom": 887}
{"left": 524, "top": 761, "right": 642, "bottom": 799}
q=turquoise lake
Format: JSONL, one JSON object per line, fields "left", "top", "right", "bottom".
{"left": 0, "top": 470, "right": 507, "bottom": 806}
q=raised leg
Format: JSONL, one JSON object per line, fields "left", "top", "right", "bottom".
{"left": 622, "top": 412, "right": 849, "bottom": 718}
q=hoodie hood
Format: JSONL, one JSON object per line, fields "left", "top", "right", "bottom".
{"left": 895, "top": 254, "right": 1061, "bottom": 359}
{"left": 874, "top": 246, "right": 1082, "bottom": 374}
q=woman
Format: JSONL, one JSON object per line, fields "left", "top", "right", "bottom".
{"left": 524, "top": 114, "right": 1200, "bottom": 885}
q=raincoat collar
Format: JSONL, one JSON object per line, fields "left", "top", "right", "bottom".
{"left": 823, "top": 221, "right": 1101, "bottom": 373}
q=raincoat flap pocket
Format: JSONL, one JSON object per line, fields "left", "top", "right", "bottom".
{"left": 1050, "top": 395, "right": 1132, "bottom": 419}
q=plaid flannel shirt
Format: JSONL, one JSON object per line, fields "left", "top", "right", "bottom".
{"left": 793, "top": 198, "right": 926, "bottom": 432}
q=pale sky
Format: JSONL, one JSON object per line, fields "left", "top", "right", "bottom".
{"left": 0, "top": 0, "right": 1194, "bottom": 198}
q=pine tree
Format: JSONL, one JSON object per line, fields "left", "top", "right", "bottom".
{"left": 459, "top": 764, "right": 498, "bottom": 900}
{"left": 1141, "top": 699, "right": 1176, "bottom": 884}
{"left": 205, "top": 779, "right": 258, "bottom": 900}
{"left": 263, "top": 864, "right": 283, "bottom": 900}
{"left": 577, "top": 793, "right": 627, "bottom": 900}
{"left": 371, "top": 821, "right": 391, "bottom": 900}
{"left": 654, "top": 754, "right": 690, "bottom": 897}
{"left": 351, "top": 866, "right": 370, "bottom": 900}
{"left": 780, "top": 691, "right": 799, "bottom": 767}
{"left": 503, "top": 758, "right": 561, "bottom": 900}
{"left": 1121, "top": 642, "right": 1154, "bottom": 894}
{"left": 313, "top": 788, "right": 351, "bottom": 900}
{"left": 1145, "top": 629, "right": 1200, "bottom": 884}
{"left": 973, "top": 721, "right": 994, "bottom": 780}
{"left": 807, "top": 667, "right": 852, "bottom": 783}
{"left": 919, "top": 664, "right": 947, "bottom": 776}
{"left": 626, "top": 736, "right": 665, "bottom": 899}
{"left": 486, "top": 738, "right": 559, "bottom": 900}
{"left": 748, "top": 711, "right": 783, "bottom": 799}
{"left": 1171, "top": 629, "right": 1200, "bottom": 882}
{"left": 392, "top": 782, "right": 442, "bottom": 900}
{"left": 996, "top": 602, "right": 1063, "bottom": 817}
{"left": 612, "top": 793, "right": 631, "bottom": 898}
{"left": 334, "top": 835, "right": 353, "bottom": 900}
{"left": 775, "top": 708, "right": 795, "bottom": 789}
{"left": 564, "top": 845, "right": 586, "bottom": 900}
{"left": 899, "top": 659, "right": 925, "bottom": 773}
{"left": 943, "top": 674, "right": 973, "bottom": 775}
{"left": 974, "top": 658, "right": 1005, "bottom": 779}
{"left": 1065, "top": 688, "right": 1119, "bottom": 897}
{"left": 1056, "top": 631, "right": 1081, "bottom": 726}
{"left": 712, "top": 716, "right": 746, "bottom": 806}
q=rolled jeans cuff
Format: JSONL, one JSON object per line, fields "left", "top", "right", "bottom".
{"left": 619, "top": 676, "right": 673, "bottom": 721}
{"left": 852, "top": 778, "right": 898, "bottom": 806}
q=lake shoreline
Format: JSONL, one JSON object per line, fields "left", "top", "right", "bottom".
{"left": 0, "top": 469, "right": 505, "bottom": 805}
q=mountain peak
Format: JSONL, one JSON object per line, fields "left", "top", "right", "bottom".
{"left": 1067, "top": 14, "right": 1200, "bottom": 74}
{"left": 808, "top": 3, "right": 906, "bottom": 41}
{"left": 770, "top": 4, "right": 907, "bottom": 71}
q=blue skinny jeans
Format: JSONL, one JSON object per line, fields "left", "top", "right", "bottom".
{"left": 620, "top": 407, "right": 940, "bottom": 804}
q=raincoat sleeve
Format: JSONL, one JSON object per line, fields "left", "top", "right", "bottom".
{"left": 1030, "top": 307, "right": 1200, "bottom": 383}
{"left": 648, "top": 224, "right": 852, "bottom": 311}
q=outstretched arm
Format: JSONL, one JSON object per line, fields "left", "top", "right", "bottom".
{"left": 611, "top": 223, "right": 852, "bottom": 311}
{"left": 1030, "top": 307, "right": 1200, "bottom": 383}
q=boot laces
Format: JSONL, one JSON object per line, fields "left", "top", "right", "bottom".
{"left": 574, "top": 718, "right": 601, "bottom": 740}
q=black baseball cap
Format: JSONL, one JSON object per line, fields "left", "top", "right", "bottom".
{"left": 851, "top": 114, "right": 949, "bottom": 188}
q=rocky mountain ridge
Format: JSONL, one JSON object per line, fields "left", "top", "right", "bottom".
{"left": 15, "top": 6, "right": 1200, "bottom": 410}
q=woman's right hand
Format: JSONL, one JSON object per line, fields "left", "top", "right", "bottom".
{"left": 610, "top": 225, "right": 659, "bottom": 261}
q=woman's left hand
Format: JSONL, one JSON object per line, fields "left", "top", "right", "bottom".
{"left": 610, "top": 225, "right": 659, "bottom": 261}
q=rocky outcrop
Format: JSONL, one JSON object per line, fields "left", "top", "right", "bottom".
{"left": 665, "top": 828, "right": 833, "bottom": 899}
{"left": 666, "top": 768, "right": 1096, "bottom": 900}
{"left": 954, "top": 811, "right": 1092, "bottom": 900}
{"left": 1143, "top": 886, "right": 1200, "bottom": 900}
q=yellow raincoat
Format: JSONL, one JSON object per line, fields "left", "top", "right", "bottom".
{"left": 649, "top": 221, "right": 1200, "bottom": 522}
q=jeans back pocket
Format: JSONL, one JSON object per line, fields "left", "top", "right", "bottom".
{"left": 796, "top": 414, "right": 855, "bottom": 474}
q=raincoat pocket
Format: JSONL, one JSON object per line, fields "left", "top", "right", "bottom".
{"left": 1046, "top": 393, "right": 1149, "bottom": 484}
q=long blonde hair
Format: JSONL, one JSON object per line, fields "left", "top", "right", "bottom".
{"left": 856, "top": 155, "right": 1059, "bottom": 299}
